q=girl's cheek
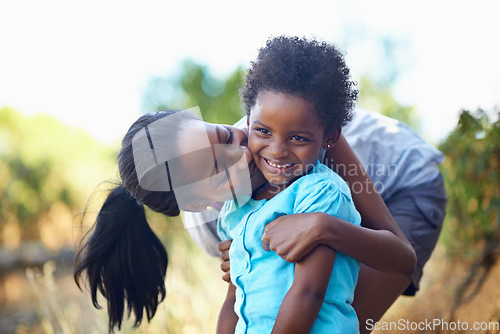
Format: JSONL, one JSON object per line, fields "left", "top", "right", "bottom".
{"left": 247, "top": 134, "right": 260, "bottom": 153}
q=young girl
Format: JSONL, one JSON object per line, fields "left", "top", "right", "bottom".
{"left": 216, "top": 36, "right": 361, "bottom": 333}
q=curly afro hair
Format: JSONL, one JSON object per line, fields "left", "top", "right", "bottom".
{"left": 240, "top": 36, "right": 358, "bottom": 130}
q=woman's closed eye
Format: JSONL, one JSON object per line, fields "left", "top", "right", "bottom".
{"left": 216, "top": 125, "right": 234, "bottom": 146}
{"left": 224, "top": 126, "right": 234, "bottom": 145}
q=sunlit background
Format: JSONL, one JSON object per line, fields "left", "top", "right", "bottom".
{"left": 1, "top": 1, "right": 499, "bottom": 333}
{"left": 1, "top": 0, "right": 499, "bottom": 144}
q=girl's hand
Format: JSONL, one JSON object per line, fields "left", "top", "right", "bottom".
{"left": 217, "top": 240, "right": 232, "bottom": 282}
{"left": 262, "top": 213, "right": 325, "bottom": 263}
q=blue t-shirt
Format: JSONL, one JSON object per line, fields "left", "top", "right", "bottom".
{"left": 218, "top": 161, "right": 361, "bottom": 334}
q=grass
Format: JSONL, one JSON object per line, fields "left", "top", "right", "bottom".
{"left": 0, "top": 215, "right": 227, "bottom": 334}
{"left": 1, "top": 214, "right": 499, "bottom": 333}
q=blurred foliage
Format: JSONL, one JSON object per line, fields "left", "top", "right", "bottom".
{"left": 143, "top": 59, "right": 247, "bottom": 125}
{"left": 0, "top": 107, "right": 227, "bottom": 333}
{"left": 339, "top": 30, "right": 418, "bottom": 128}
{"left": 0, "top": 107, "right": 117, "bottom": 248}
{"left": 143, "top": 58, "right": 417, "bottom": 130}
{"left": 439, "top": 109, "right": 500, "bottom": 318}
{"left": 356, "top": 75, "right": 416, "bottom": 128}
{"left": 439, "top": 109, "right": 500, "bottom": 259}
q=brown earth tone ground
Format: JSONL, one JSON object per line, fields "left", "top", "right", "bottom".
{"left": 1, "top": 240, "right": 499, "bottom": 333}
{"left": 374, "top": 244, "right": 500, "bottom": 334}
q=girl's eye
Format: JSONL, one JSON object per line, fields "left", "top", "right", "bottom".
{"left": 291, "top": 135, "right": 307, "bottom": 142}
{"left": 256, "top": 128, "right": 271, "bottom": 136}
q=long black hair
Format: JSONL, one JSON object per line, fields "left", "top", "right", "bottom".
{"left": 74, "top": 110, "right": 191, "bottom": 332}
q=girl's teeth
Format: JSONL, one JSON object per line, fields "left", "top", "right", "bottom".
{"left": 267, "top": 159, "right": 292, "bottom": 168}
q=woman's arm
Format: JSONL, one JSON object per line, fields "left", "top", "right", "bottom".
{"left": 272, "top": 245, "right": 335, "bottom": 334}
{"left": 262, "top": 134, "right": 416, "bottom": 275}
{"left": 216, "top": 282, "right": 238, "bottom": 334}
{"left": 263, "top": 212, "right": 414, "bottom": 275}
{"left": 326, "top": 134, "right": 407, "bottom": 240}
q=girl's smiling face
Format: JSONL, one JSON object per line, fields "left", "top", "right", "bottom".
{"left": 248, "top": 91, "right": 332, "bottom": 191}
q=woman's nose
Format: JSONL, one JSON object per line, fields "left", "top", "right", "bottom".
{"left": 240, "top": 146, "right": 252, "bottom": 166}
{"left": 226, "top": 144, "right": 249, "bottom": 168}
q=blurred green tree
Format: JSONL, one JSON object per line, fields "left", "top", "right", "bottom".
{"left": 143, "top": 46, "right": 417, "bottom": 130}
{"left": 439, "top": 109, "right": 500, "bottom": 258}
{"left": 0, "top": 107, "right": 116, "bottom": 245}
{"left": 352, "top": 35, "right": 417, "bottom": 128}
{"left": 333, "top": 27, "right": 419, "bottom": 128}
{"left": 356, "top": 74, "right": 416, "bottom": 128}
{"left": 143, "top": 59, "right": 246, "bottom": 125}
{"left": 439, "top": 109, "right": 500, "bottom": 316}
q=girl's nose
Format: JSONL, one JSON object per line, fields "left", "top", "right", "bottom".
{"left": 269, "top": 140, "right": 288, "bottom": 159}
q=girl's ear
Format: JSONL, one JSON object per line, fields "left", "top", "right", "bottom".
{"left": 323, "top": 127, "right": 341, "bottom": 150}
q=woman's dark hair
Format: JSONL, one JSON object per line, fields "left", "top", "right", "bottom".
{"left": 240, "top": 35, "right": 358, "bottom": 129}
{"left": 74, "top": 110, "right": 190, "bottom": 332}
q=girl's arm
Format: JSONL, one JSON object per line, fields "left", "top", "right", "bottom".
{"left": 262, "top": 134, "right": 416, "bottom": 275}
{"left": 272, "top": 245, "right": 335, "bottom": 334}
{"left": 216, "top": 282, "right": 238, "bottom": 334}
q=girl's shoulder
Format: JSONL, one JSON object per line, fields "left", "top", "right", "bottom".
{"left": 292, "top": 161, "right": 350, "bottom": 194}
{"left": 288, "top": 162, "right": 361, "bottom": 224}
{"left": 282, "top": 161, "right": 355, "bottom": 211}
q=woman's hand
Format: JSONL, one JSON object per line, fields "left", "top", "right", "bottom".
{"left": 262, "top": 213, "right": 326, "bottom": 263}
{"left": 217, "top": 240, "right": 232, "bottom": 282}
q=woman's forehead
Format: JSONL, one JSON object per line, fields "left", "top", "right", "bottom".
{"left": 178, "top": 120, "right": 215, "bottom": 155}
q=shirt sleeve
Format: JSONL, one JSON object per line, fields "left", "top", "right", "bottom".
{"left": 217, "top": 219, "right": 231, "bottom": 242}
{"left": 183, "top": 207, "right": 223, "bottom": 257}
{"left": 293, "top": 181, "right": 361, "bottom": 227}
